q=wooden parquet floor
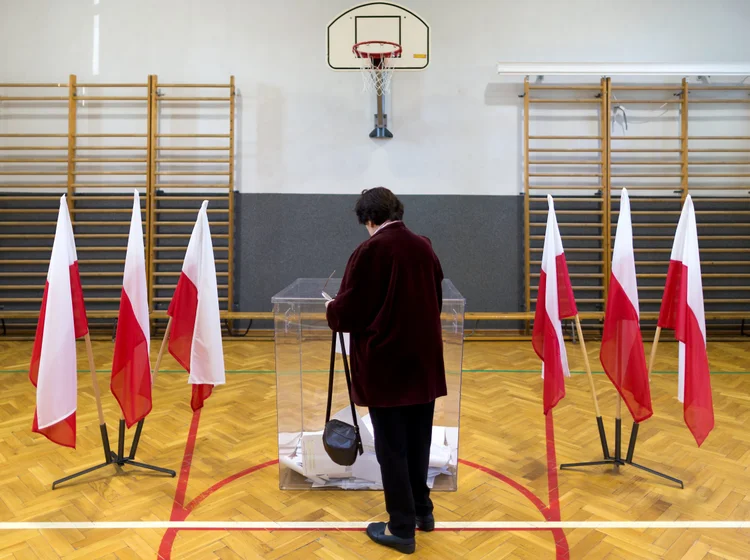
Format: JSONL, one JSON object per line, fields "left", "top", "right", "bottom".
{"left": 0, "top": 337, "right": 749, "bottom": 559}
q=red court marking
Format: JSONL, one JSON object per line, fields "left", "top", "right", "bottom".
{"left": 171, "top": 408, "right": 202, "bottom": 516}
{"left": 158, "top": 409, "right": 202, "bottom": 559}
{"left": 179, "top": 527, "right": 552, "bottom": 532}
{"left": 546, "top": 412, "right": 562, "bottom": 517}
{"left": 184, "top": 459, "right": 278, "bottom": 515}
{"left": 158, "top": 408, "right": 571, "bottom": 559}
{"left": 545, "top": 412, "right": 570, "bottom": 560}
{"left": 458, "top": 459, "right": 552, "bottom": 519}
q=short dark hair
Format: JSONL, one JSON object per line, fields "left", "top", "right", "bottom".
{"left": 354, "top": 187, "right": 404, "bottom": 226}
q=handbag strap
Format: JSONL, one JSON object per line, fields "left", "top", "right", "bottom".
{"left": 338, "top": 331, "right": 364, "bottom": 455}
{"left": 325, "top": 329, "right": 337, "bottom": 423}
{"left": 326, "top": 330, "right": 364, "bottom": 455}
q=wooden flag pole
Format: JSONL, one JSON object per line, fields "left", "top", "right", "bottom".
{"left": 574, "top": 315, "right": 601, "bottom": 416}
{"left": 84, "top": 332, "right": 106, "bottom": 427}
{"left": 128, "top": 316, "right": 171, "bottom": 453}
{"left": 647, "top": 326, "right": 662, "bottom": 381}
{"left": 152, "top": 317, "right": 173, "bottom": 381}
{"left": 83, "top": 332, "right": 114, "bottom": 463}
{"left": 121, "top": 316, "right": 171, "bottom": 461}
{"left": 121, "top": 316, "right": 176, "bottom": 477}
{"left": 574, "top": 315, "right": 610, "bottom": 459}
{"left": 53, "top": 333, "right": 115, "bottom": 489}
{"left": 615, "top": 395, "right": 622, "bottom": 463}
{"left": 624, "top": 326, "right": 662, "bottom": 464}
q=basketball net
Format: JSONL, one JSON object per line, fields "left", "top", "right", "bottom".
{"left": 353, "top": 41, "right": 401, "bottom": 96}
{"left": 357, "top": 56, "right": 396, "bottom": 95}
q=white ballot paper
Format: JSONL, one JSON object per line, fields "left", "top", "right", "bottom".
{"left": 432, "top": 426, "right": 446, "bottom": 446}
{"left": 445, "top": 427, "right": 459, "bottom": 450}
{"left": 335, "top": 332, "right": 351, "bottom": 354}
{"left": 279, "top": 406, "right": 457, "bottom": 489}
{"left": 278, "top": 432, "right": 302, "bottom": 455}
{"left": 351, "top": 451, "right": 383, "bottom": 485}
{"left": 302, "top": 431, "right": 351, "bottom": 478}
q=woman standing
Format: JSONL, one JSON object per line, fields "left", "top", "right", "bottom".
{"left": 326, "top": 187, "right": 446, "bottom": 555}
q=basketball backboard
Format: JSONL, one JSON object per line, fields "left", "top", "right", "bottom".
{"left": 327, "top": 2, "right": 430, "bottom": 71}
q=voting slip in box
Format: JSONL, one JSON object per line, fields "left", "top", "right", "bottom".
{"left": 272, "top": 278, "right": 465, "bottom": 491}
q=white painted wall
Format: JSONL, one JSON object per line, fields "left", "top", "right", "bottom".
{"left": 1, "top": 0, "right": 750, "bottom": 195}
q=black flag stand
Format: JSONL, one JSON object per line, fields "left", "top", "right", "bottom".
{"left": 52, "top": 423, "right": 114, "bottom": 489}
{"left": 51, "top": 329, "right": 176, "bottom": 489}
{"left": 560, "top": 400, "right": 683, "bottom": 488}
{"left": 109, "top": 317, "right": 176, "bottom": 477}
{"left": 571, "top": 315, "right": 611, "bottom": 461}
{"left": 52, "top": 420, "right": 176, "bottom": 489}
{"left": 52, "top": 334, "right": 116, "bottom": 489}
{"left": 621, "top": 421, "right": 683, "bottom": 487}
{"left": 560, "top": 319, "right": 682, "bottom": 487}
{"left": 111, "top": 418, "right": 176, "bottom": 477}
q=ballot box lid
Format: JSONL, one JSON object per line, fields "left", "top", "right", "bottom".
{"left": 272, "top": 278, "right": 464, "bottom": 304}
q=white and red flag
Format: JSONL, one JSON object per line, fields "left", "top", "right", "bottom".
{"left": 167, "top": 201, "right": 225, "bottom": 411}
{"left": 657, "top": 195, "right": 714, "bottom": 446}
{"left": 532, "top": 195, "right": 578, "bottom": 414}
{"left": 29, "top": 195, "right": 89, "bottom": 448}
{"left": 111, "top": 190, "right": 152, "bottom": 427}
{"left": 600, "top": 189, "right": 653, "bottom": 423}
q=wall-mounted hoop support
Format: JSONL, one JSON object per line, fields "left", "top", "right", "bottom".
{"left": 354, "top": 41, "right": 401, "bottom": 138}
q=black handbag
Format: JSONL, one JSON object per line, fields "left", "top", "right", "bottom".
{"left": 322, "top": 330, "right": 364, "bottom": 466}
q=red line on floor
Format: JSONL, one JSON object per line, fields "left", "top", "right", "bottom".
{"left": 171, "top": 408, "right": 202, "bottom": 518}
{"left": 184, "top": 459, "right": 278, "bottom": 515}
{"left": 178, "top": 527, "right": 552, "bottom": 532}
{"left": 546, "top": 411, "right": 562, "bottom": 518}
{"left": 158, "top": 408, "right": 571, "bottom": 559}
{"left": 458, "top": 459, "right": 552, "bottom": 519}
{"left": 545, "top": 411, "right": 570, "bottom": 560}
{"left": 157, "top": 408, "right": 202, "bottom": 559}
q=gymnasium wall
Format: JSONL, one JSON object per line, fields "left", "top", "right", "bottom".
{"left": 2, "top": 0, "right": 750, "bottom": 315}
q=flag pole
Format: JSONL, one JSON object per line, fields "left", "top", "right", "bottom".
{"left": 119, "top": 317, "right": 176, "bottom": 478}
{"left": 616, "top": 327, "right": 681, "bottom": 487}
{"left": 127, "top": 317, "right": 171, "bottom": 459}
{"left": 152, "top": 316, "right": 173, "bottom": 382}
{"left": 615, "top": 396, "right": 622, "bottom": 464}
{"left": 574, "top": 314, "right": 610, "bottom": 459}
{"left": 84, "top": 333, "right": 113, "bottom": 464}
{"left": 625, "top": 326, "right": 662, "bottom": 463}
{"left": 52, "top": 334, "right": 115, "bottom": 489}
{"left": 646, "top": 327, "right": 661, "bottom": 382}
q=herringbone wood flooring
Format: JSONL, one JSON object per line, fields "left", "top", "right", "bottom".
{"left": 0, "top": 338, "right": 749, "bottom": 559}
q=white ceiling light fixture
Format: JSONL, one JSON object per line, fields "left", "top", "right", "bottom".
{"left": 496, "top": 63, "right": 750, "bottom": 77}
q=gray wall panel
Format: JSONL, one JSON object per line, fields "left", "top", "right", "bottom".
{"left": 235, "top": 194, "right": 525, "bottom": 320}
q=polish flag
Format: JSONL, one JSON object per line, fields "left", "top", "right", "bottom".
{"left": 600, "top": 189, "right": 652, "bottom": 423}
{"left": 657, "top": 195, "right": 714, "bottom": 446}
{"left": 532, "top": 195, "right": 578, "bottom": 414}
{"left": 111, "top": 191, "right": 152, "bottom": 427}
{"left": 167, "top": 201, "right": 225, "bottom": 410}
{"left": 29, "top": 196, "right": 88, "bottom": 448}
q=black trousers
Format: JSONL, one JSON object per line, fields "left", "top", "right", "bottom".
{"left": 368, "top": 400, "right": 435, "bottom": 539}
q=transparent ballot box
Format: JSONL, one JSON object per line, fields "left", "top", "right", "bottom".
{"left": 271, "top": 278, "right": 466, "bottom": 491}
{"left": 272, "top": 278, "right": 465, "bottom": 491}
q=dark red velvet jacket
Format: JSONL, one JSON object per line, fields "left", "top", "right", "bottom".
{"left": 326, "top": 222, "right": 446, "bottom": 408}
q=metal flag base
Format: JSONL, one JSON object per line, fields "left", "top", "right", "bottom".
{"left": 112, "top": 418, "right": 176, "bottom": 477}
{"left": 595, "top": 415, "right": 610, "bottom": 459}
{"left": 51, "top": 460, "right": 114, "bottom": 490}
{"left": 559, "top": 419, "right": 684, "bottom": 488}
{"left": 52, "top": 420, "right": 175, "bottom": 490}
{"left": 52, "top": 423, "right": 114, "bottom": 490}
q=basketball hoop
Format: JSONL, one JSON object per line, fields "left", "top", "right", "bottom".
{"left": 353, "top": 41, "right": 402, "bottom": 95}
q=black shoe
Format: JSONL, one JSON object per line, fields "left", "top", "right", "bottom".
{"left": 366, "top": 522, "right": 416, "bottom": 554}
{"left": 416, "top": 514, "right": 435, "bottom": 532}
